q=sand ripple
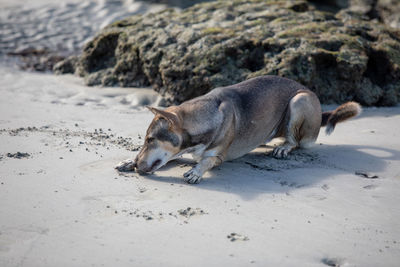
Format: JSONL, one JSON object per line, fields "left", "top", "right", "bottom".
{"left": 0, "top": 0, "right": 165, "bottom": 56}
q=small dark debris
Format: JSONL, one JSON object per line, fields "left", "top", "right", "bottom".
{"left": 7, "top": 152, "right": 30, "bottom": 159}
{"left": 177, "top": 207, "right": 206, "bottom": 218}
{"left": 355, "top": 171, "right": 379, "bottom": 179}
{"left": 178, "top": 207, "right": 195, "bottom": 217}
{"left": 139, "top": 187, "right": 147, "bottom": 193}
{"left": 321, "top": 257, "right": 344, "bottom": 267}
{"left": 227, "top": 232, "right": 249, "bottom": 242}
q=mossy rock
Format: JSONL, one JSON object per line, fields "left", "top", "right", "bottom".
{"left": 64, "top": 0, "right": 400, "bottom": 106}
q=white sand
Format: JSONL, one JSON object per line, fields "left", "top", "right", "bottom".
{"left": 1, "top": 0, "right": 400, "bottom": 266}
{"left": 0, "top": 64, "right": 400, "bottom": 267}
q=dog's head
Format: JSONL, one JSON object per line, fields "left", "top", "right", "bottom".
{"left": 135, "top": 106, "right": 183, "bottom": 173}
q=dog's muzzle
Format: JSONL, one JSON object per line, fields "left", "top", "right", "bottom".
{"left": 136, "top": 159, "right": 161, "bottom": 174}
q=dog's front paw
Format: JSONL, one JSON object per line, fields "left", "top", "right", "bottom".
{"left": 183, "top": 168, "right": 202, "bottom": 184}
{"left": 115, "top": 159, "right": 136, "bottom": 172}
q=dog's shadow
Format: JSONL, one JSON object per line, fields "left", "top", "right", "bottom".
{"left": 142, "top": 143, "right": 399, "bottom": 199}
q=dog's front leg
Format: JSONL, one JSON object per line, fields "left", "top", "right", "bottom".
{"left": 183, "top": 155, "right": 223, "bottom": 184}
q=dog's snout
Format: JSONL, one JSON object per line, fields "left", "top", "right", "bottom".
{"left": 136, "top": 158, "right": 162, "bottom": 173}
{"left": 136, "top": 160, "right": 149, "bottom": 172}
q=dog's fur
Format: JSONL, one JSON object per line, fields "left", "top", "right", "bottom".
{"left": 115, "top": 75, "right": 361, "bottom": 183}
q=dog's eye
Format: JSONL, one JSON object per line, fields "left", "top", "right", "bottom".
{"left": 146, "top": 137, "right": 155, "bottom": 144}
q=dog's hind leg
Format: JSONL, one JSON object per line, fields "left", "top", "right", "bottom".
{"left": 272, "top": 92, "right": 321, "bottom": 158}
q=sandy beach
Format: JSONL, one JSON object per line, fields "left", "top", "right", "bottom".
{"left": 1, "top": 64, "right": 400, "bottom": 267}
{"left": 1, "top": 1, "right": 400, "bottom": 267}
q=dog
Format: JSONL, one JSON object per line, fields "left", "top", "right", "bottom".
{"left": 115, "top": 75, "right": 361, "bottom": 184}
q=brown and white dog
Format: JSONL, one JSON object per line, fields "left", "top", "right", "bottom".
{"left": 115, "top": 75, "right": 361, "bottom": 184}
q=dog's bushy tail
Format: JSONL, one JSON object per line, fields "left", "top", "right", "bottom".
{"left": 321, "top": 101, "right": 362, "bottom": 135}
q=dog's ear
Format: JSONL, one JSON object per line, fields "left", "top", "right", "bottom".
{"left": 146, "top": 106, "right": 159, "bottom": 115}
{"left": 146, "top": 106, "right": 180, "bottom": 126}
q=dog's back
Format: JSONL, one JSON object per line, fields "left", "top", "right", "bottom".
{"left": 198, "top": 76, "right": 312, "bottom": 159}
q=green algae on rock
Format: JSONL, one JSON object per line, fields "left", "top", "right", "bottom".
{"left": 60, "top": 0, "right": 400, "bottom": 106}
